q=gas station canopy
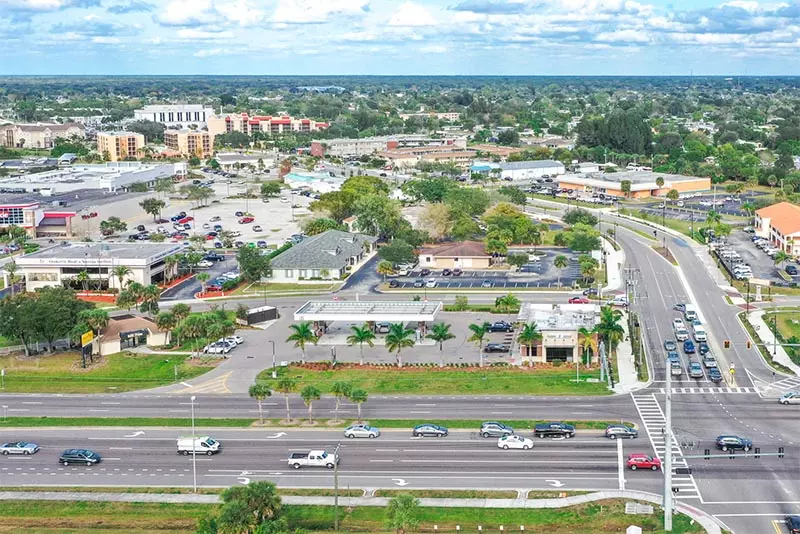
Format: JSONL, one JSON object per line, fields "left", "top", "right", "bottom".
{"left": 294, "top": 300, "right": 443, "bottom": 323}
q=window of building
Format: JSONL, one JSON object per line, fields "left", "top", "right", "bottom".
{"left": 285, "top": 270, "right": 293, "bottom": 278}
{"left": 0, "top": 207, "right": 26, "bottom": 225}
{"left": 28, "top": 272, "right": 58, "bottom": 281}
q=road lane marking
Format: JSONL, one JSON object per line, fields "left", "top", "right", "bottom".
{"left": 109, "top": 447, "right": 132, "bottom": 450}
{"left": 88, "top": 409, "right": 110, "bottom": 412}
{"left": 408, "top": 411, "right": 430, "bottom": 414}
{"left": 20, "top": 402, "right": 42, "bottom": 405}
{"left": 100, "top": 402, "right": 121, "bottom": 405}
{"left": 414, "top": 404, "right": 437, "bottom": 406}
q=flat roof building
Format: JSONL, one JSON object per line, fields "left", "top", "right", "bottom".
{"left": 516, "top": 303, "right": 601, "bottom": 365}
{"left": 208, "top": 113, "right": 329, "bottom": 137}
{"left": 16, "top": 242, "right": 183, "bottom": 292}
{"left": 0, "top": 201, "right": 75, "bottom": 239}
{"left": 1, "top": 122, "right": 85, "bottom": 149}
{"left": 214, "top": 152, "right": 274, "bottom": 171}
{"left": 558, "top": 170, "right": 711, "bottom": 199}
{"left": 134, "top": 104, "right": 215, "bottom": 128}
{"left": 164, "top": 129, "right": 214, "bottom": 158}
{"left": 755, "top": 202, "right": 800, "bottom": 255}
{"left": 97, "top": 132, "right": 145, "bottom": 162}
{"left": 310, "top": 135, "right": 467, "bottom": 158}
{"left": 500, "top": 160, "right": 566, "bottom": 180}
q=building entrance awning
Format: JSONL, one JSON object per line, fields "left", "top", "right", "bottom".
{"left": 294, "top": 300, "right": 442, "bottom": 322}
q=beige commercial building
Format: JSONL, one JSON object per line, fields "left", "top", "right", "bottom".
{"left": 377, "top": 145, "right": 476, "bottom": 169}
{"left": 164, "top": 129, "right": 214, "bottom": 158}
{"left": 97, "top": 132, "right": 145, "bottom": 162}
{"left": 1, "top": 122, "right": 85, "bottom": 149}
{"left": 516, "top": 303, "right": 601, "bottom": 365}
{"left": 208, "top": 113, "right": 329, "bottom": 137}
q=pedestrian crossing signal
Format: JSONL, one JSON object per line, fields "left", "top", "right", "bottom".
{"left": 724, "top": 340, "right": 731, "bottom": 349}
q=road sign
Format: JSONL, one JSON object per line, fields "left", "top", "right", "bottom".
{"left": 81, "top": 331, "right": 94, "bottom": 347}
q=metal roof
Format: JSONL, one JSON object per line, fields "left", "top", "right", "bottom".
{"left": 500, "top": 160, "right": 565, "bottom": 171}
{"left": 294, "top": 300, "right": 443, "bottom": 322}
{"left": 516, "top": 303, "right": 600, "bottom": 331}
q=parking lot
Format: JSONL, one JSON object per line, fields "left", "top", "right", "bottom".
{"left": 387, "top": 249, "right": 583, "bottom": 290}
{"left": 722, "top": 229, "right": 800, "bottom": 285}
{"left": 639, "top": 191, "right": 767, "bottom": 220}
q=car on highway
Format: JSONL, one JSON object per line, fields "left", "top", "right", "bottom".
{"left": 786, "top": 515, "right": 800, "bottom": 534}
{"left": 626, "top": 453, "right": 661, "bottom": 471}
{"left": 59, "top": 449, "right": 101, "bottom": 466}
{"left": 177, "top": 436, "right": 221, "bottom": 455}
{"left": 288, "top": 450, "right": 339, "bottom": 469}
{"left": 498, "top": 435, "right": 534, "bottom": 450}
{"left": 702, "top": 354, "right": 717, "bottom": 368}
{"left": 715, "top": 435, "right": 752, "bottom": 452}
{"left": 708, "top": 368, "right": 723, "bottom": 383}
{"left": 663, "top": 340, "right": 677, "bottom": 351}
{"left": 488, "top": 321, "right": 514, "bottom": 333}
{"left": 779, "top": 392, "right": 800, "bottom": 405}
{"left": 344, "top": 424, "right": 380, "bottom": 438}
{"left": 412, "top": 424, "right": 448, "bottom": 437}
{"left": 605, "top": 425, "right": 638, "bottom": 440}
{"left": 673, "top": 318, "right": 685, "bottom": 330}
{"left": 689, "top": 362, "right": 704, "bottom": 378}
{"left": 568, "top": 296, "right": 590, "bottom": 304}
{"left": 0, "top": 441, "right": 40, "bottom": 455}
{"left": 484, "top": 343, "right": 510, "bottom": 353}
{"left": 534, "top": 422, "right": 575, "bottom": 439}
{"left": 698, "top": 342, "right": 710, "bottom": 355}
{"left": 667, "top": 351, "right": 680, "bottom": 363}
{"left": 675, "top": 327, "right": 689, "bottom": 341}
{"left": 683, "top": 340, "right": 696, "bottom": 354}
{"left": 480, "top": 422, "right": 514, "bottom": 438}
{"left": 670, "top": 362, "right": 683, "bottom": 376}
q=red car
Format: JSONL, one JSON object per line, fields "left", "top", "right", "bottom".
{"left": 626, "top": 453, "right": 661, "bottom": 471}
{"left": 238, "top": 217, "right": 255, "bottom": 224}
{"left": 178, "top": 216, "right": 193, "bottom": 224}
{"left": 568, "top": 297, "right": 590, "bottom": 304}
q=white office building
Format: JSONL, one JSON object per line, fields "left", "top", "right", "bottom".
{"left": 499, "top": 160, "right": 566, "bottom": 181}
{"left": 134, "top": 105, "right": 215, "bottom": 128}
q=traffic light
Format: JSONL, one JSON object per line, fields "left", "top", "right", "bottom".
{"left": 704, "top": 448, "right": 710, "bottom": 460}
{"left": 724, "top": 340, "right": 731, "bottom": 349}
{"left": 779, "top": 447, "right": 785, "bottom": 459}
{"left": 754, "top": 447, "right": 761, "bottom": 459}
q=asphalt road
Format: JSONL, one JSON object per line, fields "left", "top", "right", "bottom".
{"left": 0, "top": 428, "right": 660, "bottom": 493}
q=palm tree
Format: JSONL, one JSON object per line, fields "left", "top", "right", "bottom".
{"left": 346, "top": 324, "right": 376, "bottom": 366}
{"left": 377, "top": 260, "right": 395, "bottom": 281}
{"left": 577, "top": 326, "right": 598, "bottom": 366}
{"left": 172, "top": 303, "right": 191, "bottom": 324}
{"left": 385, "top": 322, "right": 416, "bottom": 368}
{"left": 554, "top": 255, "right": 569, "bottom": 287}
{"left": 426, "top": 323, "right": 456, "bottom": 367}
{"left": 597, "top": 306, "right": 625, "bottom": 352}
{"left": 774, "top": 250, "right": 791, "bottom": 269}
{"left": 139, "top": 284, "right": 161, "bottom": 316}
{"left": 467, "top": 322, "right": 491, "bottom": 367}
{"left": 275, "top": 377, "right": 296, "bottom": 422}
{"left": 286, "top": 322, "right": 319, "bottom": 363}
{"left": 76, "top": 270, "right": 90, "bottom": 291}
{"left": 300, "top": 385, "right": 321, "bottom": 423}
{"left": 349, "top": 388, "right": 368, "bottom": 422}
{"left": 494, "top": 293, "right": 520, "bottom": 314}
{"left": 330, "top": 381, "right": 352, "bottom": 423}
{"left": 4, "top": 261, "right": 18, "bottom": 296}
{"left": 248, "top": 383, "right": 272, "bottom": 424}
{"left": 111, "top": 265, "right": 132, "bottom": 290}
{"left": 706, "top": 210, "right": 722, "bottom": 226}
{"left": 196, "top": 272, "right": 211, "bottom": 294}
{"left": 164, "top": 255, "right": 180, "bottom": 282}
{"left": 516, "top": 323, "right": 542, "bottom": 365}
{"left": 155, "top": 312, "right": 178, "bottom": 344}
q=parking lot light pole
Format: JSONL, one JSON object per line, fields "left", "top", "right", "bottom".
{"left": 269, "top": 341, "right": 276, "bottom": 378}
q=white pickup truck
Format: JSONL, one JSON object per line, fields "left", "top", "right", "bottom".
{"left": 288, "top": 450, "right": 339, "bottom": 469}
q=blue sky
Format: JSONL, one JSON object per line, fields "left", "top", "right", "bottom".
{"left": 2, "top": 0, "right": 800, "bottom": 75}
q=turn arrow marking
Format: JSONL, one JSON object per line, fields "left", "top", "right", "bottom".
{"left": 265, "top": 432, "right": 287, "bottom": 439}
{"left": 124, "top": 431, "right": 145, "bottom": 438}
{"left": 238, "top": 477, "right": 251, "bottom": 485}
{"left": 545, "top": 479, "right": 565, "bottom": 488}
{"left": 392, "top": 478, "right": 409, "bottom": 487}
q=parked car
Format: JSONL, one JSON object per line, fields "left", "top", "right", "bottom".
{"left": 204, "top": 253, "right": 225, "bottom": 262}
{"left": 484, "top": 343, "right": 509, "bottom": 353}
{"left": 605, "top": 425, "right": 638, "bottom": 440}
{"left": 253, "top": 225, "right": 263, "bottom": 232}
{"left": 787, "top": 265, "right": 799, "bottom": 276}
{"left": 716, "top": 435, "right": 752, "bottom": 452}
{"left": 344, "top": 424, "right": 380, "bottom": 438}
{"left": 481, "top": 279, "right": 493, "bottom": 288}
{"left": 413, "top": 279, "right": 425, "bottom": 288}
{"left": 257, "top": 240, "right": 268, "bottom": 248}
{"left": 626, "top": 453, "right": 661, "bottom": 471}
{"left": 412, "top": 424, "right": 448, "bottom": 437}
{"left": 489, "top": 321, "right": 514, "bottom": 333}
{"left": 388, "top": 280, "right": 400, "bottom": 288}
{"left": 376, "top": 322, "right": 391, "bottom": 334}
{"left": 425, "top": 278, "right": 437, "bottom": 288}
{"left": 204, "top": 342, "right": 232, "bottom": 355}
{"left": 420, "top": 268, "right": 431, "bottom": 276}
{"left": 480, "top": 422, "right": 514, "bottom": 438}
{"left": 0, "top": 441, "right": 40, "bottom": 455}
{"left": 452, "top": 268, "right": 463, "bottom": 276}
{"left": 224, "top": 335, "right": 244, "bottom": 345}
{"left": 234, "top": 211, "right": 244, "bottom": 217}
{"left": 568, "top": 296, "right": 590, "bottom": 304}
{"left": 498, "top": 435, "right": 534, "bottom": 450}
{"left": 779, "top": 392, "right": 800, "bottom": 405}
{"left": 197, "top": 260, "right": 213, "bottom": 268}
{"left": 59, "top": 449, "right": 101, "bottom": 466}
{"left": 441, "top": 268, "right": 452, "bottom": 276}
{"left": 689, "top": 362, "right": 704, "bottom": 378}
{"left": 238, "top": 217, "right": 255, "bottom": 224}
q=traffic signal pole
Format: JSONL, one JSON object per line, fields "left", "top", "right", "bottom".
{"left": 664, "top": 359, "right": 673, "bottom": 531}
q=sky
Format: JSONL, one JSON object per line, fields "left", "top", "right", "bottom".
{"left": 1, "top": 0, "right": 800, "bottom": 75}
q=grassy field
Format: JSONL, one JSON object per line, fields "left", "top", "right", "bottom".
{"left": 0, "top": 351, "right": 217, "bottom": 393}
{"left": 258, "top": 365, "right": 611, "bottom": 396}
{"left": 0, "top": 499, "right": 704, "bottom": 534}
{"left": 738, "top": 312, "right": 794, "bottom": 373}
{"left": 237, "top": 282, "right": 336, "bottom": 294}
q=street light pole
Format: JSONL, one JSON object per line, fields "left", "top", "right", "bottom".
{"left": 269, "top": 340, "right": 276, "bottom": 378}
{"left": 190, "top": 395, "right": 197, "bottom": 493}
{"left": 664, "top": 359, "right": 673, "bottom": 531}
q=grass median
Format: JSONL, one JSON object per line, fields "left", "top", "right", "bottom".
{"left": 0, "top": 351, "right": 218, "bottom": 394}
{"left": 258, "top": 365, "right": 611, "bottom": 396}
{"left": 0, "top": 499, "right": 703, "bottom": 534}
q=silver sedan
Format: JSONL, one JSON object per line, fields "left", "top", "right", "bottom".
{"left": 0, "top": 441, "right": 40, "bottom": 455}
{"left": 344, "top": 425, "right": 380, "bottom": 439}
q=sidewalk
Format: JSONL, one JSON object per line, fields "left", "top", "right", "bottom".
{"left": 613, "top": 310, "right": 648, "bottom": 394}
{"left": 0, "top": 489, "right": 722, "bottom": 533}
{"left": 744, "top": 309, "right": 800, "bottom": 375}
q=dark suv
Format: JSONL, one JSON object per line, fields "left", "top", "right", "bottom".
{"left": 715, "top": 435, "right": 752, "bottom": 452}
{"left": 480, "top": 422, "right": 514, "bottom": 438}
{"left": 59, "top": 449, "right": 101, "bottom": 466}
{"left": 489, "top": 321, "right": 514, "bottom": 333}
{"left": 605, "top": 424, "right": 638, "bottom": 440}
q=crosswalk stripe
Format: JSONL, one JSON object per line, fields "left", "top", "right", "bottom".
{"left": 658, "top": 387, "right": 755, "bottom": 395}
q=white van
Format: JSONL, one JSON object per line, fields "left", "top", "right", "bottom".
{"left": 694, "top": 326, "right": 707, "bottom": 342}
{"left": 684, "top": 304, "right": 698, "bottom": 322}
{"left": 177, "top": 436, "right": 221, "bottom": 456}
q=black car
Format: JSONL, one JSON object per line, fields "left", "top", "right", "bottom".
{"left": 59, "top": 449, "right": 101, "bottom": 466}
{"left": 412, "top": 424, "right": 448, "bottom": 437}
{"left": 413, "top": 279, "right": 425, "bottom": 288}
{"left": 605, "top": 424, "right": 639, "bottom": 440}
{"left": 388, "top": 279, "right": 399, "bottom": 288}
{"left": 663, "top": 340, "right": 677, "bottom": 351}
{"left": 235, "top": 211, "right": 244, "bottom": 217}
{"left": 698, "top": 342, "right": 710, "bottom": 355}
{"left": 787, "top": 265, "right": 799, "bottom": 276}
{"left": 480, "top": 421, "right": 514, "bottom": 438}
{"left": 534, "top": 422, "right": 575, "bottom": 438}
{"left": 708, "top": 368, "right": 723, "bottom": 383}
{"left": 484, "top": 343, "right": 509, "bottom": 353}
{"left": 204, "top": 253, "right": 225, "bottom": 262}
{"left": 452, "top": 268, "right": 463, "bottom": 276}
{"left": 420, "top": 268, "right": 432, "bottom": 276}
{"left": 442, "top": 268, "right": 452, "bottom": 276}
{"left": 582, "top": 287, "right": 598, "bottom": 296}
{"left": 489, "top": 321, "right": 514, "bottom": 333}
{"left": 715, "top": 435, "right": 752, "bottom": 452}
{"left": 787, "top": 515, "right": 800, "bottom": 534}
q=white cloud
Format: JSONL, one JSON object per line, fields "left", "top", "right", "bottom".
{"left": 388, "top": 2, "right": 437, "bottom": 26}
{"left": 91, "top": 36, "right": 120, "bottom": 43}
{"left": 0, "top": 0, "right": 70, "bottom": 10}
{"left": 339, "top": 31, "right": 377, "bottom": 41}
{"left": 193, "top": 47, "right": 237, "bottom": 57}
{"left": 216, "top": 0, "right": 265, "bottom": 26}
{"left": 158, "top": 0, "right": 214, "bottom": 25}
{"left": 420, "top": 44, "right": 448, "bottom": 53}
{"left": 596, "top": 29, "right": 652, "bottom": 42}
{"left": 272, "top": 0, "right": 370, "bottom": 24}
{"left": 177, "top": 28, "right": 233, "bottom": 39}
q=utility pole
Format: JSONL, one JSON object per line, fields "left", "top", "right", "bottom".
{"left": 333, "top": 441, "right": 341, "bottom": 531}
{"left": 664, "top": 360, "right": 673, "bottom": 531}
